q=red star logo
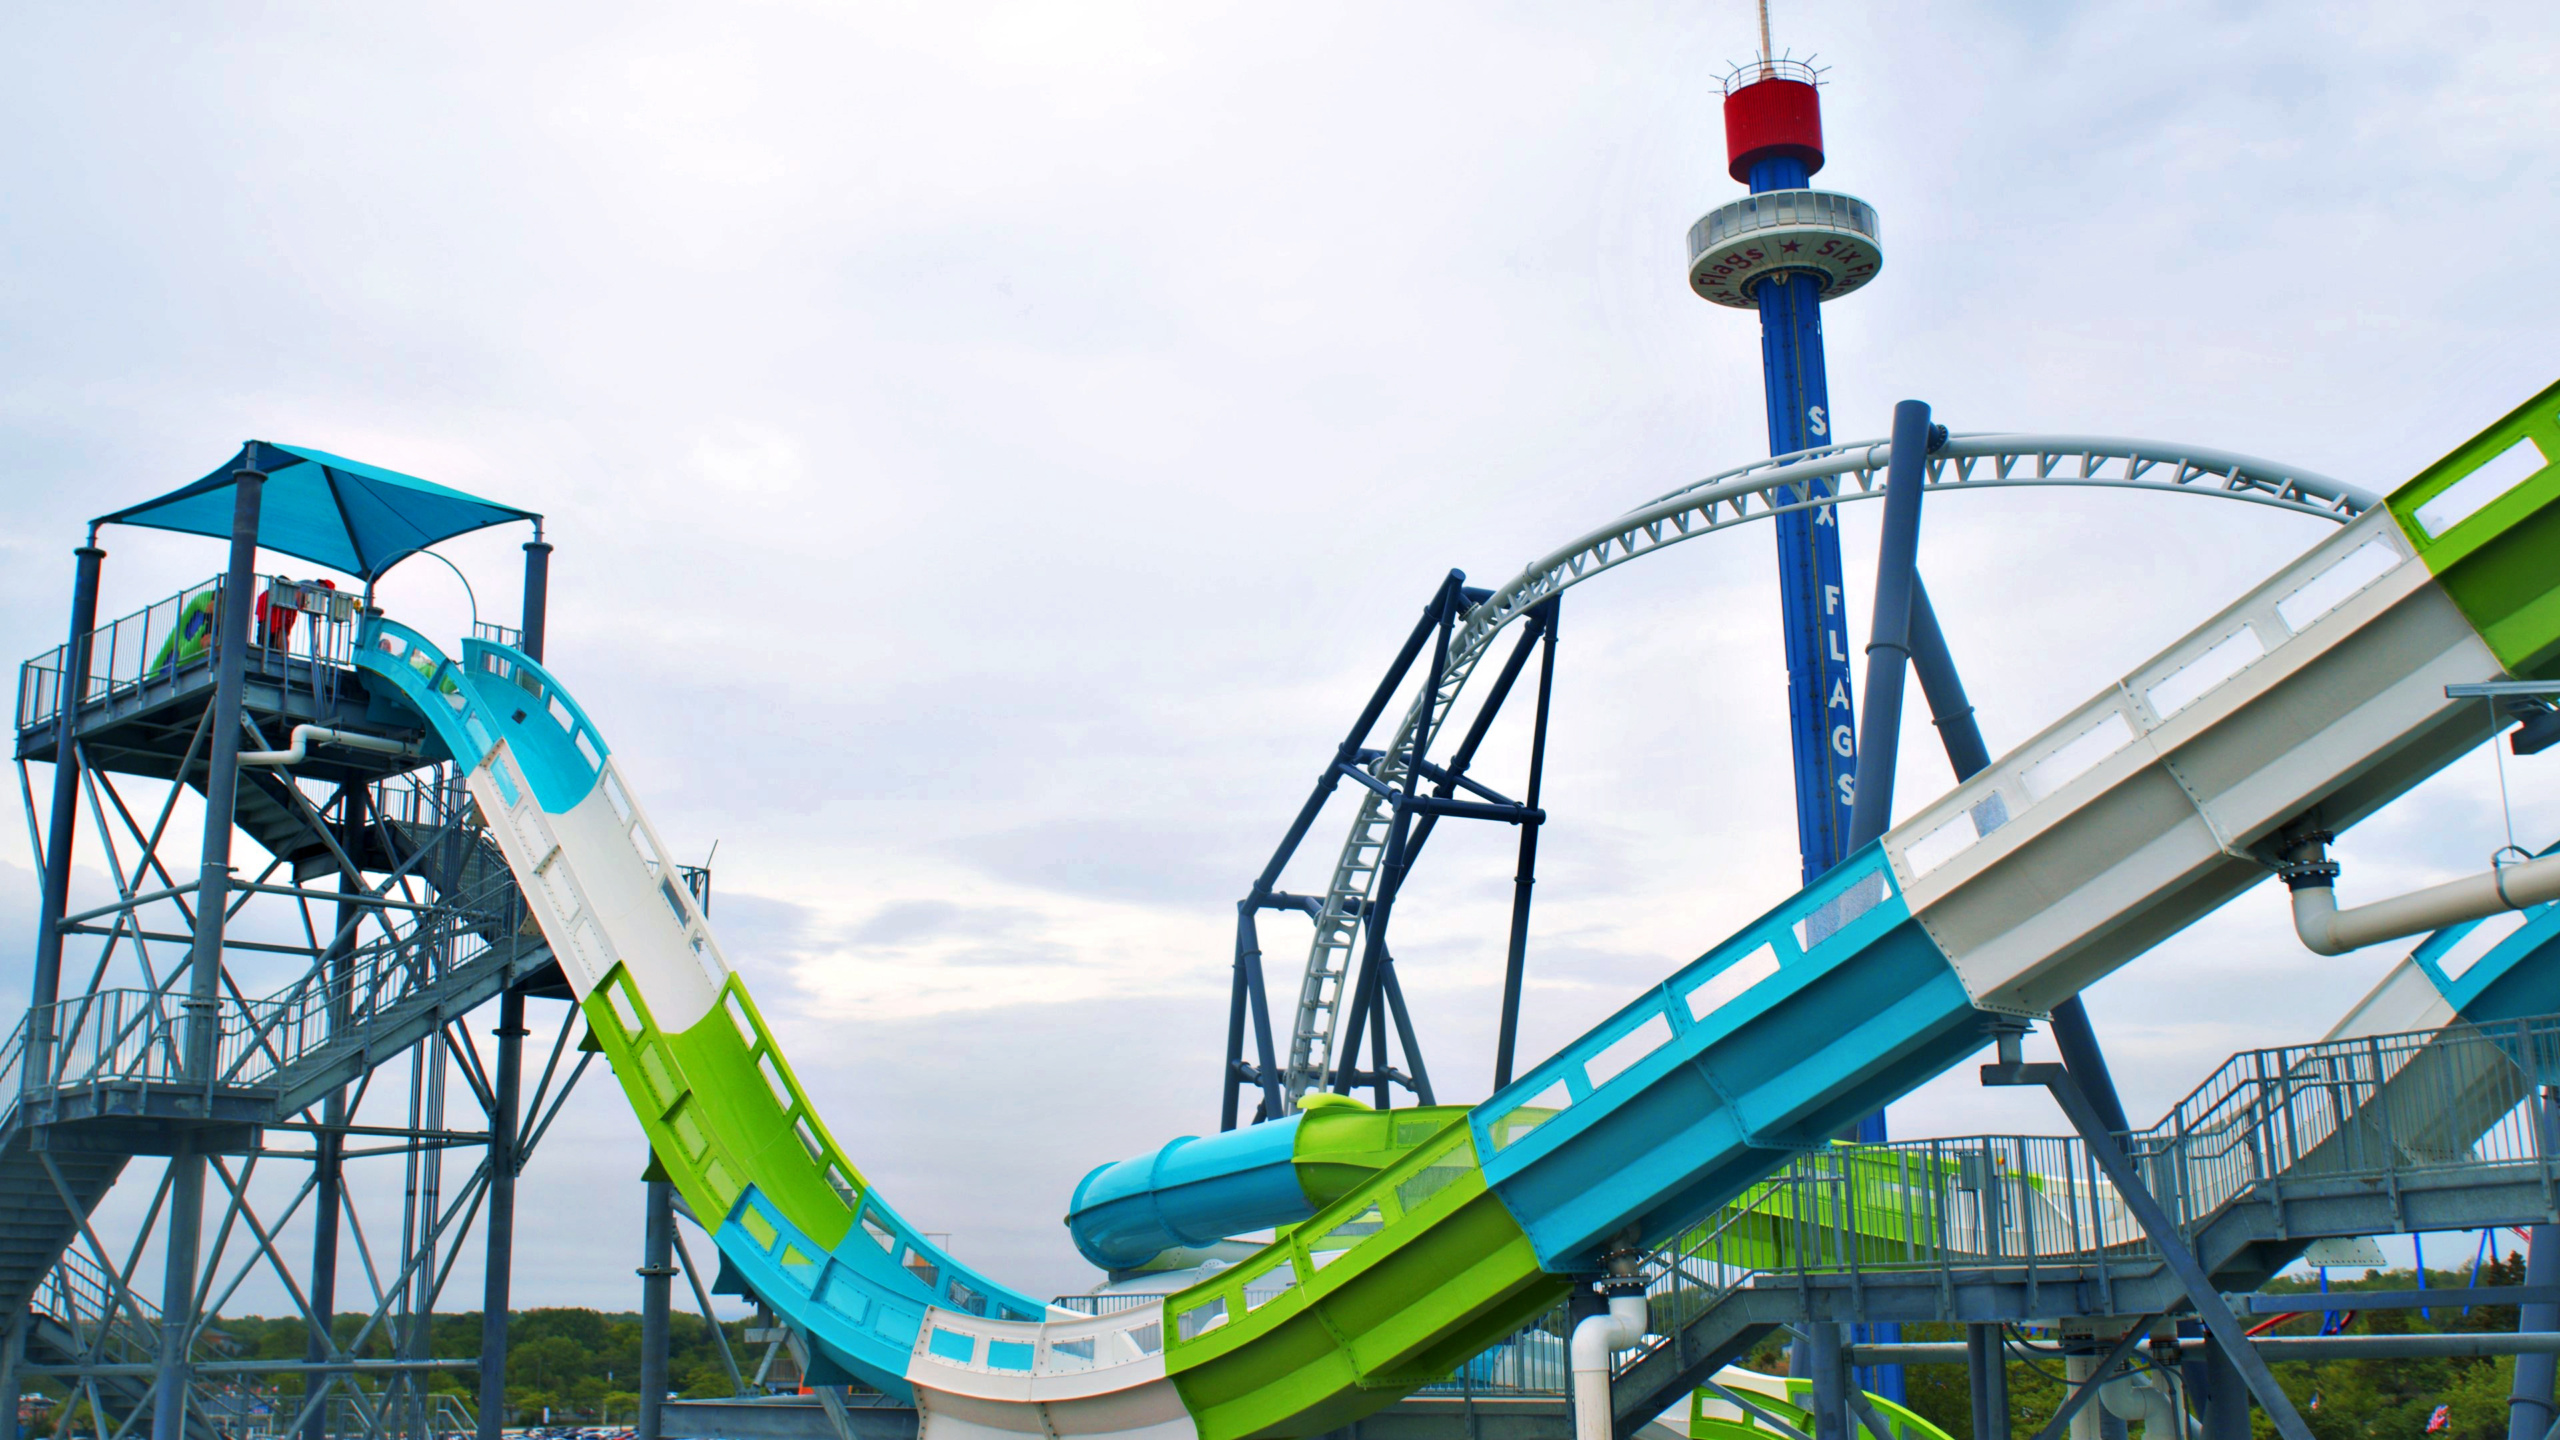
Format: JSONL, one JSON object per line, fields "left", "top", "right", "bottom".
{"left": 1781, "top": 241, "right": 1801, "bottom": 253}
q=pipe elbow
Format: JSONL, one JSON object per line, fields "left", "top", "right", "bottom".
{"left": 1568, "top": 1294, "right": 1649, "bottom": 1374}
{"left": 2290, "top": 884, "right": 2348, "bottom": 956}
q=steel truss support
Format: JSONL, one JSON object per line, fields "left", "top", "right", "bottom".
{"left": 1224, "top": 574, "right": 1561, "bottom": 1124}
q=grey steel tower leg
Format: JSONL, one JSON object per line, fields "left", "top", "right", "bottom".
{"left": 1965, "top": 1325, "right": 2009, "bottom": 1440}
{"left": 30, "top": 541, "right": 105, "bottom": 1091}
{"left": 157, "top": 468, "right": 264, "bottom": 1440}
{"left": 2511, "top": 1089, "right": 2560, "bottom": 1440}
{"left": 638, "top": 1177, "right": 675, "bottom": 1440}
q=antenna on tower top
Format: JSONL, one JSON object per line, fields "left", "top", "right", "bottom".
{"left": 1757, "top": 0, "right": 1774, "bottom": 76}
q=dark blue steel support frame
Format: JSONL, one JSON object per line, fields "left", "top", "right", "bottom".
{"left": 1222, "top": 576, "right": 1461, "bottom": 1129}
{"left": 1833, "top": 401, "right": 1936, "bottom": 1405}
{"left": 1219, "top": 579, "right": 1562, "bottom": 1127}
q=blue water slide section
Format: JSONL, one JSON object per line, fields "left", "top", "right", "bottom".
{"left": 1474, "top": 846, "right": 1982, "bottom": 1272}
{"left": 2432, "top": 904, "right": 2560, "bottom": 1025}
{"left": 1066, "top": 1115, "right": 1309, "bottom": 1271}
{"left": 351, "top": 619, "right": 613, "bottom": 816}
{"left": 715, "top": 1181, "right": 1055, "bottom": 1399}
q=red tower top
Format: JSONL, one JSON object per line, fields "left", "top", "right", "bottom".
{"left": 1722, "top": 63, "right": 1824, "bottom": 183}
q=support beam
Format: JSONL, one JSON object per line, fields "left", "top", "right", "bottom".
{"left": 1808, "top": 1321, "right": 1847, "bottom": 1440}
{"left": 638, "top": 1175, "right": 675, "bottom": 1440}
{"left": 1964, "top": 1325, "right": 2009, "bottom": 1440}
{"left": 521, "top": 536, "right": 553, "bottom": 662}
{"left": 477, "top": 989, "right": 527, "bottom": 1440}
{"left": 156, "top": 467, "right": 265, "bottom": 1440}
{"left": 1497, "top": 600, "right": 1559, "bottom": 1091}
{"left": 1842, "top": 400, "right": 1933, "bottom": 853}
{"left": 304, "top": 785, "right": 363, "bottom": 1440}
{"left": 2513, "top": 1088, "right": 2560, "bottom": 1440}
{"left": 31, "top": 538, "right": 106, "bottom": 1089}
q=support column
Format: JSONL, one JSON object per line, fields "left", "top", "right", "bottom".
{"left": 477, "top": 528, "right": 552, "bottom": 1438}
{"left": 30, "top": 539, "right": 106, "bottom": 1090}
{"left": 305, "top": 784, "right": 364, "bottom": 1440}
{"left": 476, "top": 989, "right": 527, "bottom": 1440}
{"left": 520, "top": 536, "right": 552, "bottom": 662}
{"left": 638, "top": 1176, "right": 675, "bottom": 1440}
{"left": 0, "top": 1306, "right": 26, "bottom": 1440}
{"left": 2511, "top": 1087, "right": 2560, "bottom": 1440}
{"left": 2200, "top": 1337, "right": 2249, "bottom": 1440}
{"left": 1963, "top": 1324, "right": 2008, "bottom": 1440}
{"left": 1495, "top": 601, "right": 1558, "bottom": 1091}
{"left": 1807, "top": 1322, "right": 1848, "bottom": 1440}
{"left": 156, "top": 469, "right": 264, "bottom": 1440}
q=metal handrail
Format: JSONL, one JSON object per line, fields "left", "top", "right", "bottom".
{"left": 17, "top": 572, "right": 360, "bottom": 733}
{"left": 1610, "top": 1010, "right": 2560, "bottom": 1382}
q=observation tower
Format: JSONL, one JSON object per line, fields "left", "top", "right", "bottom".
{"left": 1687, "top": 52, "right": 1883, "bottom": 888}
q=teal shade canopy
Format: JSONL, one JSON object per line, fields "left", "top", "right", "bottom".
{"left": 94, "top": 441, "right": 539, "bottom": 582}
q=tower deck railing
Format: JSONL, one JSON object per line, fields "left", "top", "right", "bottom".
{"left": 17, "top": 572, "right": 362, "bottom": 734}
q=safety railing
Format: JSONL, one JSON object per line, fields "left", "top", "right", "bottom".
{"left": 1613, "top": 1010, "right": 2560, "bottom": 1384}
{"left": 17, "top": 573, "right": 361, "bottom": 733}
{"left": 4, "top": 796, "right": 531, "bottom": 1112}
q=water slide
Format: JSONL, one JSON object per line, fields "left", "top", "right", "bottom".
{"left": 343, "top": 381, "right": 2557, "bottom": 1440}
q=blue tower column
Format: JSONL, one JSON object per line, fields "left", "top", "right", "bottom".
{"left": 1694, "top": 59, "right": 1900, "bottom": 1401}
{"left": 1747, "top": 153, "right": 1858, "bottom": 885}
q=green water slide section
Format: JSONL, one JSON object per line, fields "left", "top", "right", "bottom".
{"left": 2393, "top": 378, "right": 2560, "bottom": 675}
{"left": 1161, "top": 1115, "right": 1568, "bottom": 1439}
{"left": 1689, "top": 1373, "right": 1951, "bottom": 1440}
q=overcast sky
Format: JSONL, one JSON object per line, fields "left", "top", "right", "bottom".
{"left": 3, "top": 0, "right": 2557, "bottom": 1318}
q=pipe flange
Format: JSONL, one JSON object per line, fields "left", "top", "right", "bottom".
{"left": 1593, "top": 1273, "right": 1650, "bottom": 1297}
{"left": 2275, "top": 858, "right": 2341, "bottom": 891}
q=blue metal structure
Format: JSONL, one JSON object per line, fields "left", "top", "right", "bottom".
{"left": 1747, "top": 151, "right": 1862, "bottom": 895}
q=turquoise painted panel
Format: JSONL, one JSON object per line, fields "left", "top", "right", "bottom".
{"left": 352, "top": 618, "right": 487, "bottom": 767}
{"left": 1475, "top": 846, "right": 1984, "bottom": 1270}
{"left": 1067, "top": 1114, "right": 1308, "bottom": 1270}
{"left": 2424, "top": 901, "right": 2560, "bottom": 1025}
{"left": 717, "top": 1188, "right": 929, "bottom": 1399}
{"left": 457, "top": 639, "right": 608, "bottom": 813}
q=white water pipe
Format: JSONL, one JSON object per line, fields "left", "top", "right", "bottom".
{"left": 1571, "top": 1292, "right": 1650, "bottom": 1440}
{"left": 238, "top": 725, "right": 421, "bottom": 768}
{"left": 2100, "top": 1367, "right": 2199, "bottom": 1440}
{"left": 2285, "top": 837, "right": 2560, "bottom": 956}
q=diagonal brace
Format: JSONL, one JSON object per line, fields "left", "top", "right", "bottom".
{"left": 1983, "top": 1051, "right": 2310, "bottom": 1440}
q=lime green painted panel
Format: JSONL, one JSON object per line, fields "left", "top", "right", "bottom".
{"left": 1690, "top": 1375, "right": 1949, "bottom": 1440}
{"left": 2386, "top": 377, "right": 2560, "bottom": 676}
{"left": 1165, "top": 1118, "right": 1568, "bottom": 1440}
{"left": 579, "top": 965, "right": 874, "bottom": 1251}
{"left": 1290, "top": 1099, "right": 1474, "bottom": 1210}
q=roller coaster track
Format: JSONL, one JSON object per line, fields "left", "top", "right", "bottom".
{"left": 1283, "top": 434, "right": 2377, "bottom": 1099}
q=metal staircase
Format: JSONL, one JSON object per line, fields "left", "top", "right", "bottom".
{"left": 1606, "top": 1010, "right": 2560, "bottom": 1432}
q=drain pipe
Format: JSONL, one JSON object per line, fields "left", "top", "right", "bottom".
{"left": 1571, "top": 1239, "right": 1650, "bottom": 1440}
{"left": 2281, "top": 833, "right": 2560, "bottom": 956}
{"left": 238, "top": 725, "right": 422, "bottom": 768}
